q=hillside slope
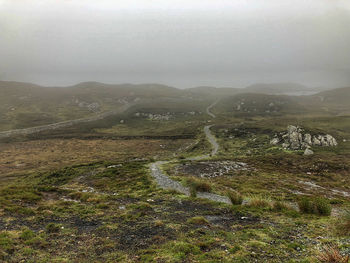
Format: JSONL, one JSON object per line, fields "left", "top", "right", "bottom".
{"left": 0, "top": 81, "right": 191, "bottom": 131}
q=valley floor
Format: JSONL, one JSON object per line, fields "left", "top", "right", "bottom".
{"left": 1, "top": 101, "right": 350, "bottom": 262}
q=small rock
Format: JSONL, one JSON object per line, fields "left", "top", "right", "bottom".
{"left": 304, "top": 148, "right": 314, "bottom": 155}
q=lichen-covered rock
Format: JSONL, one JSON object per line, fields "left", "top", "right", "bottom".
{"left": 312, "top": 136, "right": 321, "bottom": 146}
{"left": 304, "top": 134, "right": 312, "bottom": 145}
{"left": 286, "top": 125, "right": 304, "bottom": 150}
{"left": 325, "top": 134, "right": 338, "bottom": 146}
{"left": 270, "top": 125, "right": 337, "bottom": 151}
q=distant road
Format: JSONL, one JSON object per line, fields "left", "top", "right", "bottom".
{"left": 206, "top": 99, "right": 219, "bottom": 118}
{"left": 0, "top": 102, "right": 132, "bottom": 139}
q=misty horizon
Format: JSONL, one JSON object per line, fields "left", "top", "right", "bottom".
{"left": 1, "top": 0, "right": 350, "bottom": 88}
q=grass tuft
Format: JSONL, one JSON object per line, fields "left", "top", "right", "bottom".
{"left": 246, "top": 195, "right": 272, "bottom": 208}
{"left": 185, "top": 177, "right": 212, "bottom": 197}
{"left": 298, "top": 197, "right": 331, "bottom": 216}
{"left": 226, "top": 190, "right": 243, "bottom": 205}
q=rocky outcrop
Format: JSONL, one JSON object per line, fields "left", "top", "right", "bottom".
{"left": 270, "top": 125, "right": 337, "bottom": 150}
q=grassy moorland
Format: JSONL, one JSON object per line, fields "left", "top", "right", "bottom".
{"left": 1, "top": 84, "right": 350, "bottom": 262}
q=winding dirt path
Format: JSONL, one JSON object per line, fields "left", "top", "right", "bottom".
{"left": 149, "top": 100, "right": 231, "bottom": 204}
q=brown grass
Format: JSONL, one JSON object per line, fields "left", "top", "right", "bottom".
{"left": 316, "top": 245, "right": 349, "bottom": 263}
{"left": 0, "top": 138, "right": 193, "bottom": 179}
{"left": 246, "top": 195, "right": 272, "bottom": 208}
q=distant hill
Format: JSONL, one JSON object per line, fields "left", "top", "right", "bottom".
{"left": 216, "top": 93, "right": 303, "bottom": 115}
{"left": 0, "top": 81, "right": 192, "bottom": 131}
{"left": 243, "top": 83, "right": 314, "bottom": 95}
{"left": 188, "top": 83, "right": 327, "bottom": 97}
{"left": 1, "top": 80, "right": 348, "bottom": 131}
{"left": 302, "top": 87, "right": 350, "bottom": 114}
{"left": 313, "top": 86, "right": 350, "bottom": 104}
{"left": 69, "top": 82, "right": 185, "bottom": 98}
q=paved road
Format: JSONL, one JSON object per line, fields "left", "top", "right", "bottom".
{"left": 149, "top": 100, "right": 232, "bottom": 204}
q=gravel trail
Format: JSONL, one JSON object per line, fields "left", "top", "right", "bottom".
{"left": 149, "top": 100, "right": 232, "bottom": 205}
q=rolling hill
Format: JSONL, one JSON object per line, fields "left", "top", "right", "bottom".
{"left": 0, "top": 81, "right": 193, "bottom": 131}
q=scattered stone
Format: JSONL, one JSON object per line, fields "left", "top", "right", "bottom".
{"left": 134, "top": 112, "right": 173, "bottom": 121}
{"left": 76, "top": 100, "right": 100, "bottom": 112}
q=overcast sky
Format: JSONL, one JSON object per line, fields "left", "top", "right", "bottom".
{"left": 1, "top": 0, "right": 350, "bottom": 88}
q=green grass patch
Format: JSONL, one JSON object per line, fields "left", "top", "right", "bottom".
{"left": 298, "top": 197, "right": 332, "bottom": 216}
